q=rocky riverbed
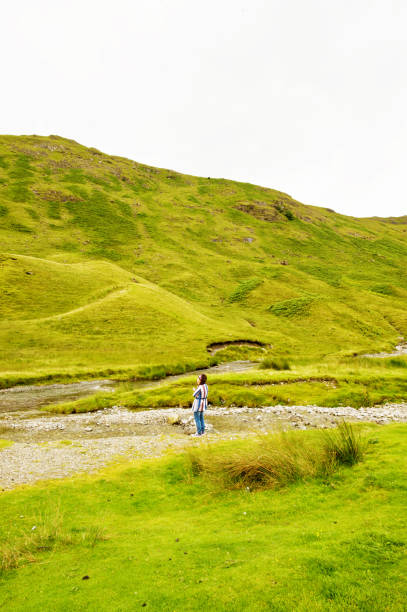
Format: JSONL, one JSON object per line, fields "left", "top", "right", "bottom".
{"left": 1, "top": 402, "right": 406, "bottom": 491}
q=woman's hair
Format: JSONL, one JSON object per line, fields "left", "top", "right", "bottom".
{"left": 198, "top": 373, "right": 207, "bottom": 384}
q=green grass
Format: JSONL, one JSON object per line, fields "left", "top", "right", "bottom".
{"left": 228, "top": 278, "right": 262, "bottom": 303}
{"left": 45, "top": 357, "right": 407, "bottom": 414}
{"left": 1, "top": 508, "right": 107, "bottom": 574}
{"left": 322, "top": 421, "right": 366, "bottom": 466}
{"left": 268, "top": 296, "right": 317, "bottom": 317}
{"left": 259, "top": 357, "right": 291, "bottom": 370}
{"left": 0, "top": 356, "right": 222, "bottom": 390}
{"left": 0, "top": 423, "right": 406, "bottom": 610}
{"left": 2, "top": 135, "right": 407, "bottom": 380}
{"left": 0, "top": 439, "right": 13, "bottom": 450}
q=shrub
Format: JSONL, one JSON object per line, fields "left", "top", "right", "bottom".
{"left": 274, "top": 202, "right": 295, "bottom": 220}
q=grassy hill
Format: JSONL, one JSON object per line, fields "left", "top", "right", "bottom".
{"left": 1, "top": 138, "right": 407, "bottom": 611}
{"left": 1, "top": 134, "right": 407, "bottom": 381}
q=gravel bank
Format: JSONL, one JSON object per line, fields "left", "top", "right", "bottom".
{"left": 1, "top": 402, "right": 406, "bottom": 490}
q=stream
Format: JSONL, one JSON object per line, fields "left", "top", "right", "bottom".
{"left": 362, "top": 340, "right": 407, "bottom": 358}
{"left": 0, "top": 360, "right": 255, "bottom": 415}
{"left": 1, "top": 359, "right": 407, "bottom": 490}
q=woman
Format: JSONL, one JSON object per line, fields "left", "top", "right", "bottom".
{"left": 192, "top": 373, "right": 208, "bottom": 436}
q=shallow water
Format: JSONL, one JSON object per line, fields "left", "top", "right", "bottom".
{"left": 362, "top": 342, "right": 407, "bottom": 358}
{"left": 0, "top": 360, "right": 255, "bottom": 414}
{"left": 0, "top": 380, "right": 115, "bottom": 414}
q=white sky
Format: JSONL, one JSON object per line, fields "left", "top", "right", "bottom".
{"left": 2, "top": 0, "right": 406, "bottom": 217}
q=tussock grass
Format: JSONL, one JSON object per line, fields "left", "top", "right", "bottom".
{"left": 386, "top": 357, "right": 407, "bottom": 368}
{"left": 323, "top": 420, "right": 367, "bottom": 466}
{"left": 188, "top": 423, "right": 365, "bottom": 491}
{"left": 259, "top": 357, "right": 290, "bottom": 370}
{"left": 228, "top": 278, "right": 262, "bottom": 303}
{"left": 268, "top": 296, "right": 316, "bottom": 317}
{"left": 0, "top": 508, "right": 107, "bottom": 574}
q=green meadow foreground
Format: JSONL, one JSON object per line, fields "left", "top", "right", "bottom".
{"left": 0, "top": 423, "right": 406, "bottom": 611}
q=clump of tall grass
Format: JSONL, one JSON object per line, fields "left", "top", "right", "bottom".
{"left": 189, "top": 433, "right": 326, "bottom": 490}
{"left": 228, "top": 278, "right": 262, "bottom": 303}
{"left": 385, "top": 357, "right": 407, "bottom": 369}
{"left": 0, "top": 509, "right": 107, "bottom": 574}
{"left": 268, "top": 296, "right": 315, "bottom": 317}
{"left": 189, "top": 423, "right": 366, "bottom": 490}
{"left": 259, "top": 357, "right": 290, "bottom": 370}
{"left": 322, "top": 420, "right": 367, "bottom": 466}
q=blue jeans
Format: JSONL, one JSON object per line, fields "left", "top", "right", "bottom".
{"left": 194, "top": 411, "right": 205, "bottom": 435}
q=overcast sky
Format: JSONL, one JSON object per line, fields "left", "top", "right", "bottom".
{"left": 2, "top": 0, "right": 406, "bottom": 217}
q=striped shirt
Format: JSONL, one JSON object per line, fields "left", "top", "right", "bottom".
{"left": 192, "top": 384, "right": 208, "bottom": 412}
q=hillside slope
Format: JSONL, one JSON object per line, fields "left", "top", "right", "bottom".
{"left": 1, "top": 134, "right": 407, "bottom": 377}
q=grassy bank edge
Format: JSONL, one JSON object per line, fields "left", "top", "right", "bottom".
{"left": 44, "top": 360, "right": 407, "bottom": 414}
{"left": 0, "top": 356, "right": 221, "bottom": 390}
